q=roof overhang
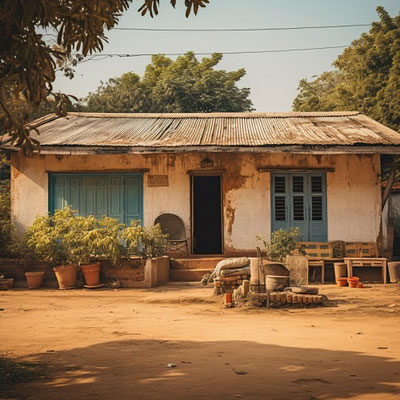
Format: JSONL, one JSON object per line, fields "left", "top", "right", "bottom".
{"left": 3, "top": 144, "right": 400, "bottom": 155}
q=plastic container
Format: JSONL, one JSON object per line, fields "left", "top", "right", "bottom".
{"left": 334, "top": 263, "right": 347, "bottom": 280}
{"left": 388, "top": 262, "right": 400, "bottom": 283}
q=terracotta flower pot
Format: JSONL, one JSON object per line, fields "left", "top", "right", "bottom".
{"left": 25, "top": 271, "right": 45, "bottom": 289}
{"left": 81, "top": 263, "right": 100, "bottom": 286}
{"left": 53, "top": 264, "right": 77, "bottom": 289}
{"left": 336, "top": 277, "right": 347, "bottom": 287}
{"left": 0, "top": 278, "right": 14, "bottom": 290}
{"left": 348, "top": 276, "right": 359, "bottom": 288}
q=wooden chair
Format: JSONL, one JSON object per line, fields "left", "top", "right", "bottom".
{"left": 154, "top": 213, "right": 189, "bottom": 254}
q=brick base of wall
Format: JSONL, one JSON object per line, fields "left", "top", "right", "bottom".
{"left": 0, "top": 258, "right": 153, "bottom": 288}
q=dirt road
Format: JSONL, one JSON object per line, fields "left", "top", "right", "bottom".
{"left": 1, "top": 283, "right": 400, "bottom": 400}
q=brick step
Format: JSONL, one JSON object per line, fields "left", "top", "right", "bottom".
{"left": 170, "top": 257, "right": 223, "bottom": 271}
{"left": 169, "top": 268, "right": 212, "bottom": 282}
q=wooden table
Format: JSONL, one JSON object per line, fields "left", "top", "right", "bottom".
{"left": 344, "top": 257, "right": 387, "bottom": 284}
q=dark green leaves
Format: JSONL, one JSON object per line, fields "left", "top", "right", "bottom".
{"left": 79, "top": 51, "right": 253, "bottom": 113}
{"left": 293, "top": 7, "right": 400, "bottom": 132}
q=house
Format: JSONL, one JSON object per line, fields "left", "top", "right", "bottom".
{"left": 3, "top": 111, "right": 400, "bottom": 256}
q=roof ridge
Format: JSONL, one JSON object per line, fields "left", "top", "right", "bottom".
{"left": 65, "top": 111, "right": 361, "bottom": 119}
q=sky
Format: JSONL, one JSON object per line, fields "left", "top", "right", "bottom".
{"left": 52, "top": 0, "right": 399, "bottom": 112}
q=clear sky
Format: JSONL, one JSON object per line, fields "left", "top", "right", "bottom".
{"left": 52, "top": 0, "right": 399, "bottom": 112}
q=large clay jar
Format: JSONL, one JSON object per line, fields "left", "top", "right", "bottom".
{"left": 81, "top": 263, "right": 101, "bottom": 286}
{"left": 25, "top": 271, "right": 45, "bottom": 289}
{"left": 53, "top": 264, "right": 77, "bottom": 289}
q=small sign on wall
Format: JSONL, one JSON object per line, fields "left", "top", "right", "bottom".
{"left": 147, "top": 175, "right": 169, "bottom": 187}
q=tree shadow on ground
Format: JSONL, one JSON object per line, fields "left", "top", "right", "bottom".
{"left": 12, "top": 339, "right": 400, "bottom": 400}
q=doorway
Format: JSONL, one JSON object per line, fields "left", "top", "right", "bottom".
{"left": 192, "top": 175, "right": 223, "bottom": 254}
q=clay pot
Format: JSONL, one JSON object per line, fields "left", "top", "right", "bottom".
{"left": 25, "top": 271, "right": 45, "bottom": 289}
{"left": 388, "top": 262, "right": 400, "bottom": 283}
{"left": 53, "top": 264, "right": 77, "bottom": 289}
{"left": 0, "top": 278, "right": 14, "bottom": 290}
{"left": 336, "top": 277, "right": 347, "bottom": 287}
{"left": 347, "top": 277, "right": 359, "bottom": 288}
{"left": 81, "top": 263, "right": 101, "bottom": 286}
{"left": 265, "top": 275, "right": 289, "bottom": 291}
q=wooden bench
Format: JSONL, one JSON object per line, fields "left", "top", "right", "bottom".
{"left": 296, "top": 241, "right": 380, "bottom": 284}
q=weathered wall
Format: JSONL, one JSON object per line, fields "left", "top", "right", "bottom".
{"left": 11, "top": 152, "right": 381, "bottom": 251}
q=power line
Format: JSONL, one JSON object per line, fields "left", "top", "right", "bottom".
{"left": 114, "top": 23, "right": 370, "bottom": 32}
{"left": 82, "top": 45, "right": 348, "bottom": 59}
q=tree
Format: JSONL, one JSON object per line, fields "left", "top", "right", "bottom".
{"left": 0, "top": 1, "right": 210, "bottom": 152}
{"left": 293, "top": 7, "right": 400, "bottom": 132}
{"left": 79, "top": 52, "right": 253, "bottom": 113}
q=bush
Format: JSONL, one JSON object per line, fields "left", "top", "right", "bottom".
{"left": 257, "top": 228, "right": 300, "bottom": 262}
{"left": 24, "top": 207, "right": 168, "bottom": 266}
{"left": 0, "top": 180, "right": 15, "bottom": 257}
{"left": 122, "top": 221, "right": 168, "bottom": 258}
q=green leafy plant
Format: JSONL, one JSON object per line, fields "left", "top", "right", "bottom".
{"left": 0, "top": 179, "right": 16, "bottom": 257}
{"left": 122, "top": 221, "right": 168, "bottom": 258}
{"left": 85, "top": 216, "right": 125, "bottom": 266}
{"left": 257, "top": 228, "right": 301, "bottom": 262}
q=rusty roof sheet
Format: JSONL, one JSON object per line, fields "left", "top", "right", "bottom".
{"left": 4, "top": 111, "right": 400, "bottom": 149}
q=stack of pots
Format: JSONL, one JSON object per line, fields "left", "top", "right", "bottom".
{"left": 347, "top": 277, "right": 360, "bottom": 288}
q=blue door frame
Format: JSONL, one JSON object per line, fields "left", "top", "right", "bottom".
{"left": 271, "top": 173, "right": 327, "bottom": 241}
{"left": 48, "top": 172, "right": 143, "bottom": 225}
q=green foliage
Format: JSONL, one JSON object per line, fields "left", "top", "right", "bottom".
{"left": 0, "top": 0, "right": 211, "bottom": 152}
{"left": 24, "top": 207, "right": 168, "bottom": 266}
{"left": 84, "top": 216, "right": 125, "bottom": 266}
{"left": 293, "top": 7, "right": 400, "bottom": 132}
{"left": 257, "top": 228, "right": 300, "bottom": 262}
{"left": 0, "top": 179, "right": 14, "bottom": 257}
{"left": 78, "top": 52, "right": 254, "bottom": 113}
{"left": 122, "top": 221, "right": 168, "bottom": 258}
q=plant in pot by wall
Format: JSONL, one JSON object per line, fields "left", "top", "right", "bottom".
{"left": 122, "top": 221, "right": 168, "bottom": 259}
{"left": 83, "top": 216, "right": 125, "bottom": 286}
{"left": 257, "top": 228, "right": 301, "bottom": 291}
{"left": 24, "top": 208, "right": 79, "bottom": 289}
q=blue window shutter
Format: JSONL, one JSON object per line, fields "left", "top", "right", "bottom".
{"left": 308, "top": 174, "right": 328, "bottom": 241}
{"left": 49, "top": 173, "right": 143, "bottom": 226}
{"left": 124, "top": 174, "right": 143, "bottom": 226}
{"left": 271, "top": 174, "right": 289, "bottom": 233}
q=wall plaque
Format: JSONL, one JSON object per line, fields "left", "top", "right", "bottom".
{"left": 147, "top": 175, "right": 169, "bottom": 187}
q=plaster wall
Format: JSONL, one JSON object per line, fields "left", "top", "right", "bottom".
{"left": 11, "top": 152, "right": 381, "bottom": 251}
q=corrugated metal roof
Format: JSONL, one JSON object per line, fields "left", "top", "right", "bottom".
{"left": 5, "top": 111, "right": 400, "bottom": 149}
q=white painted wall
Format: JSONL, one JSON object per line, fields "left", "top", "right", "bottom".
{"left": 11, "top": 152, "right": 381, "bottom": 251}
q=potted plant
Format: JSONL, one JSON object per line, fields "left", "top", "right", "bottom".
{"left": 257, "top": 228, "right": 300, "bottom": 291}
{"left": 24, "top": 208, "right": 79, "bottom": 289}
{"left": 122, "top": 221, "right": 168, "bottom": 259}
{"left": 82, "top": 216, "right": 125, "bottom": 286}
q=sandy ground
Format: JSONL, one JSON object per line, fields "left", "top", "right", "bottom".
{"left": 1, "top": 283, "right": 400, "bottom": 400}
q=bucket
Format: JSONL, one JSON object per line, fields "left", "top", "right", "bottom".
{"left": 334, "top": 263, "right": 347, "bottom": 280}
{"left": 388, "top": 262, "right": 400, "bottom": 283}
{"left": 265, "top": 275, "right": 289, "bottom": 291}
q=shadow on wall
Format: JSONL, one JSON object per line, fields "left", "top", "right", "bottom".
{"left": 13, "top": 339, "right": 400, "bottom": 400}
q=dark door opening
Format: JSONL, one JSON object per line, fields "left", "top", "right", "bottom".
{"left": 192, "top": 175, "right": 222, "bottom": 254}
